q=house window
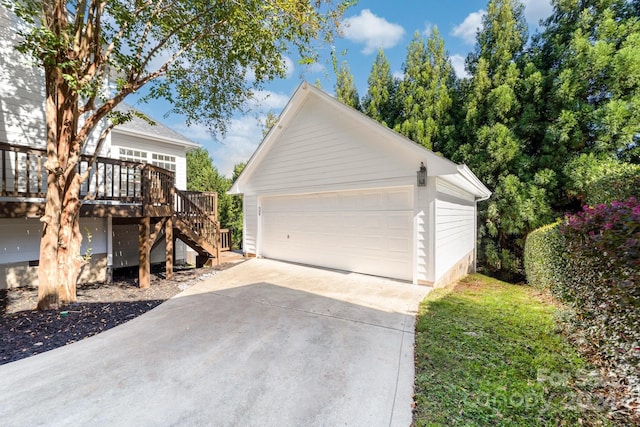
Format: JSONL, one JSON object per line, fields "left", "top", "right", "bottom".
{"left": 119, "top": 148, "right": 147, "bottom": 163}
{"left": 117, "top": 148, "right": 146, "bottom": 197}
{"left": 152, "top": 153, "right": 176, "bottom": 172}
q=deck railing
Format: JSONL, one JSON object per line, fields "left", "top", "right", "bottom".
{"left": 0, "top": 142, "right": 174, "bottom": 207}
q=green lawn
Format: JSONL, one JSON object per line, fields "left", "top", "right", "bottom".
{"left": 413, "top": 274, "right": 614, "bottom": 426}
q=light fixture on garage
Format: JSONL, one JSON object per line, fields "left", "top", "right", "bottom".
{"left": 417, "top": 162, "right": 427, "bottom": 187}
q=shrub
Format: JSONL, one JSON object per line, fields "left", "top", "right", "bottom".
{"left": 564, "top": 154, "right": 640, "bottom": 205}
{"left": 524, "top": 221, "right": 565, "bottom": 292}
{"left": 586, "top": 163, "right": 640, "bottom": 206}
{"left": 560, "top": 198, "right": 640, "bottom": 382}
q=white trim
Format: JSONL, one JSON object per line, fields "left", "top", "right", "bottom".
{"left": 111, "top": 127, "right": 200, "bottom": 150}
{"left": 229, "top": 82, "right": 490, "bottom": 200}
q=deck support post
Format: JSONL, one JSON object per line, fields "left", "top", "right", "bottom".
{"left": 139, "top": 216, "right": 151, "bottom": 288}
{"left": 165, "top": 216, "right": 173, "bottom": 280}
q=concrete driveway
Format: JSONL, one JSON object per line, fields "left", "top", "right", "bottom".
{"left": 0, "top": 259, "right": 430, "bottom": 426}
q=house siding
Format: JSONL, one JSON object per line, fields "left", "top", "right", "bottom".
{"left": 0, "top": 6, "right": 46, "bottom": 148}
{"left": 434, "top": 179, "right": 476, "bottom": 283}
{"left": 111, "top": 224, "right": 171, "bottom": 268}
{"left": 243, "top": 195, "right": 258, "bottom": 256}
{"left": 246, "top": 96, "right": 416, "bottom": 196}
{"left": 0, "top": 217, "right": 108, "bottom": 289}
{"left": 110, "top": 133, "right": 189, "bottom": 190}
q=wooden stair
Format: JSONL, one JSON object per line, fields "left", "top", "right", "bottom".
{"left": 172, "top": 189, "right": 221, "bottom": 265}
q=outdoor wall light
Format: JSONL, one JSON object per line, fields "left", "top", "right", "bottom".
{"left": 417, "top": 162, "right": 427, "bottom": 187}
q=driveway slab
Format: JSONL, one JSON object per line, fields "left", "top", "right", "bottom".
{"left": 0, "top": 259, "right": 430, "bottom": 426}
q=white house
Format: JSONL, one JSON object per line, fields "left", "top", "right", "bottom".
{"left": 229, "top": 82, "right": 491, "bottom": 287}
{"left": 0, "top": 5, "right": 202, "bottom": 289}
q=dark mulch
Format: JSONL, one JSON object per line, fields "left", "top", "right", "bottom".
{"left": 0, "top": 262, "right": 240, "bottom": 365}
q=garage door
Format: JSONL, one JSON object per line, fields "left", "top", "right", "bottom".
{"left": 261, "top": 187, "right": 414, "bottom": 281}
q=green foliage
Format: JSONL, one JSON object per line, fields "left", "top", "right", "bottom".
{"left": 559, "top": 199, "right": 640, "bottom": 385}
{"left": 394, "top": 28, "right": 455, "bottom": 151}
{"left": 565, "top": 154, "right": 640, "bottom": 205}
{"left": 362, "top": 49, "right": 400, "bottom": 128}
{"left": 334, "top": 60, "right": 360, "bottom": 110}
{"left": 3, "top": 0, "right": 350, "bottom": 138}
{"left": 187, "top": 149, "right": 244, "bottom": 249}
{"left": 536, "top": 0, "right": 640, "bottom": 159}
{"left": 455, "top": 0, "right": 554, "bottom": 278}
{"left": 524, "top": 222, "right": 565, "bottom": 291}
{"left": 414, "top": 274, "right": 613, "bottom": 426}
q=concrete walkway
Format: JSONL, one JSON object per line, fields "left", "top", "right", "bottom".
{"left": 0, "top": 259, "right": 430, "bottom": 426}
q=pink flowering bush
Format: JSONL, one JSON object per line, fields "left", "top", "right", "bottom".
{"left": 560, "top": 197, "right": 640, "bottom": 380}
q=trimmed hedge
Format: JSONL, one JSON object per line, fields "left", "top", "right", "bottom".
{"left": 586, "top": 163, "right": 640, "bottom": 206}
{"left": 525, "top": 198, "right": 640, "bottom": 394}
{"left": 523, "top": 221, "right": 565, "bottom": 292}
{"left": 560, "top": 198, "right": 640, "bottom": 384}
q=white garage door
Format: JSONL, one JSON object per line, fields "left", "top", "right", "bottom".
{"left": 261, "top": 187, "right": 414, "bottom": 281}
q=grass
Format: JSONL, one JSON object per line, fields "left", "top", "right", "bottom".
{"left": 413, "top": 274, "right": 615, "bottom": 427}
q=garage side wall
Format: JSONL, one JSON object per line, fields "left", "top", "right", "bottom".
{"left": 434, "top": 179, "right": 476, "bottom": 286}
{"left": 243, "top": 195, "right": 258, "bottom": 256}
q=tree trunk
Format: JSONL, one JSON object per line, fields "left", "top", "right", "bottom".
{"left": 57, "top": 172, "right": 84, "bottom": 303}
{"left": 37, "top": 175, "right": 62, "bottom": 310}
{"left": 37, "top": 41, "right": 83, "bottom": 309}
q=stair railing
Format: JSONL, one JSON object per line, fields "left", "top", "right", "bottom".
{"left": 174, "top": 188, "right": 220, "bottom": 252}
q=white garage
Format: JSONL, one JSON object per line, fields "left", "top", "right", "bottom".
{"left": 229, "top": 82, "right": 491, "bottom": 287}
{"left": 261, "top": 187, "right": 414, "bottom": 281}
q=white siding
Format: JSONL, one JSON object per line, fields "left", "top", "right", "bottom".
{"left": 0, "top": 6, "right": 46, "bottom": 148}
{"left": 111, "top": 133, "right": 189, "bottom": 190}
{"left": 434, "top": 180, "right": 476, "bottom": 282}
{"left": 243, "top": 195, "right": 257, "bottom": 256}
{"left": 260, "top": 187, "right": 414, "bottom": 281}
{"left": 415, "top": 178, "right": 435, "bottom": 283}
{"left": 0, "top": 217, "right": 107, "bottom": 264}
{"left": 246, "top": 96, "right": 417, "bottom": 195}
{"left": 111, "top": 224, "right": 167, "bottom": 268}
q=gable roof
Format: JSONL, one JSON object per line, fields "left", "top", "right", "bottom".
{"left": 112, "top": 104, "right": 200, "bottom": 149}
{"left": 230, "top": 82, "right": 491, "bottom": 200}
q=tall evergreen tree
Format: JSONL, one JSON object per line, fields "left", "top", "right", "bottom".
{"left": 456, "top": 0, "right": 552, "bottom": 278}
{"left": 362, "top": 48, "right": 400, "bottom": 128}
{"left": 395, "top": 28, "right": 455, "bottom": 151}
{"left": 334, "top": 61, "right": 361, "bottom": 110}
{"left": 535, "top": 0, "right": 640, "bottom": 174}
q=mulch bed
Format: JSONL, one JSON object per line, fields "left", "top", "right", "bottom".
{"left": 0, "top": 262, "right": 241, "bottom": 366}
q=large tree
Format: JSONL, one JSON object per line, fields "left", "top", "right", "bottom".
{"left": 455, "top": 0, "right": 554, "bottom": 278}
{"left": 334, "top": 60, "right": 361, "bottom": 110}
{"left": 3, "top": 0, "right": 349, "bottom": 309}
{"left": 362, "top": 48, "right": 400, "bottom": 128}
{"left": 534, "top": 0, "right": 640, "bottom": 188}
{"left": 395, "top": 28, "right": 456, "bottom": 151}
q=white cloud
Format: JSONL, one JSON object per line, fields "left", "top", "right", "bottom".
{"left": 451, "top": 9, "right": 486, "bottom": 45}
{"left": 422, "top": 22, "right": 433, "bottom": 37}
{"left": 342, "top": 9, "right": 405, "bottom": 54}
{"left": 282, "top": 55, "right": 295, "bottom": 79}
{"left": 304, "top": 62, "right": 326, "bottom": 74}
{"left": 246, "top": 90, "right": 289, "bottom": 112}
{"left": 523, "top": 0, "right": 553, "bottom": 26}
{"left": 169, "top": 116, "right": 263, "bottom": 177}
{"left": 392, "top": 71, "right": 404, "bottom": 80}
{"left": 450, "top": 54, "right": 469, "bottom": 79}
{"left": 171, "top": 122, "right": 212, "bottom": 141}
{"left": 210, "top": 115, "right": 264, "bottom": 176}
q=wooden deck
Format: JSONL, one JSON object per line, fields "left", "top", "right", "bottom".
{"left": 0, "top": 142, "right": 231, "bottom": 288}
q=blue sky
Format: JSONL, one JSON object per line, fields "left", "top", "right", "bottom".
{"left": 132, "top": 0, "right": 553, "bottom": 177}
